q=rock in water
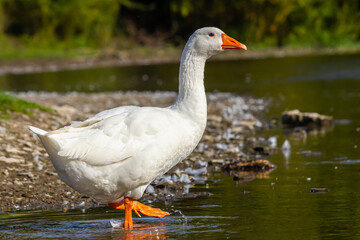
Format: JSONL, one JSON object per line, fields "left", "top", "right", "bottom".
{"left": 267, "top": 136, "right": 277, "bottom": 148}
{"left": 222, "top": 159, "right": 276, "bottom": 171}
{"left": 222, "top": 160, "right": 276, "bottom": 183}
{"left": 282, "top": 109, "right": 333, "bottom": 128}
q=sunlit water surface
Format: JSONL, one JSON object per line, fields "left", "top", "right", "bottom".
{"left": 1, "top": 53, "right": 360, "bottom": 239}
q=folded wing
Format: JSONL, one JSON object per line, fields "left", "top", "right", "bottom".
{"left": 49, "top": 106, "right": 174, "bottom": 166}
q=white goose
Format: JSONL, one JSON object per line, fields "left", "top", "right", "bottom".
{"left": 29, "top": 27, "right": 246, "bottom": 229}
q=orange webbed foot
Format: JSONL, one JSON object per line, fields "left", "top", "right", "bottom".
{"left": 132, "top": 201, "right": 170, "bottom": 218}
{"left": 108, "top": 202, "right": 125, "bottom": 210}
{"left": 108, "top": 200, "right": 169, "bottom": 218}
{"left": 108, "top": 197, "right": 169, "bottom": 230}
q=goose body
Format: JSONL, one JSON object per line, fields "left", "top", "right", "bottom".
{"left": 30, "top": 103, "right": 206, "bottom": 202}
{"left": 29, "top": 27, "right": 246, "bottom": 227}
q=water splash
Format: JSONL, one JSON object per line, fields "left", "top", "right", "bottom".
{"left": 173, "top": 210, "right": 187, "bottom": 224}
{"left": 110, "top": 219, "right": 122, "bottom": 228}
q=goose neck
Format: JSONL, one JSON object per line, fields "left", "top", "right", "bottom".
{"left": 178, "top": 50, "right": 206, "bottom": 99}
{"left": 175, "top": 48, "right": 207, "bottom": 103}
{"left": 170, "top": 48, "right": 207, "bottom": 125}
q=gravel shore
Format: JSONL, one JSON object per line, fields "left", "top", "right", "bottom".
{"left": 0, "top": 91, "right": 275, "bottom": 212}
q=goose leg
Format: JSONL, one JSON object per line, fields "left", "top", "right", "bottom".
{"left": 123, "top": 197, "right": 133, "bottom": 229}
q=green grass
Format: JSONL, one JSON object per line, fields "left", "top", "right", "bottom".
{"left": 0, "top": 45, "right": 97, "bottom": 60}
{"left": 0, "top": 47, "right": 96, "bottom": 60}
{"left": 0, "top": 92, "right": 51, "bottom": 119}
{"left": 0, "top": 35, "right": 98, "bottom": 60}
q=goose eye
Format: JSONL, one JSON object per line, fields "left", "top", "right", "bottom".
{"left": 209, "top": 33, "right": 215, "bottom": 37}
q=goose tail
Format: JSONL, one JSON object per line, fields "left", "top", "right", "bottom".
{"left": 28, "top": 126, "right": 48, "bottom": 136}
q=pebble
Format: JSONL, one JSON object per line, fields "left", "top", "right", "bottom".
{"left": 33, "top": 155, "right": 39, "bottom": 163}
{"left": 17, "top": 172, "right": 34, "bottom": 179}
{"left": 185, "top": 167, "right": 207, "bottom": 176}
{"left": 179, "top": 174, "right": 191, "bottom": 184}
{"left": 197, "top": 143, "right": 205, "bottom": 151}
{"left": 36, "top": 164, "right": 43, "bottom": 171}
{"left": 183, "top": 184, "right": 191, "bottom": 194}
{"left": 2, "top": 169, "right": 9, "bottom": 176}
{"left": 197, "top": 159, "right": 208, "bottom": 167}
{"left": 156, "top": 175, "right": 172, "bottom": 184}
{"left": 0, "top": 156, "right": 25, "bottom": 164}
{"left": 6, "top": 146, "right": 23, "bottom": 154}
{"left": 0, "top": 126, "right": 6, "bottom": 134}
{"left": 171, "top": 174, "right": 179, "bottom": 182}
{"left": 145, "top": 185, "right": 155, "bottom": 194}
{"left": 211, "top": 159, "right": 225, "bottom": 164}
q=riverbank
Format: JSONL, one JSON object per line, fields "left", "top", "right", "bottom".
{"left": 1, "top": 46, "right": 360, "bottom": 76}
{"left": 0, "top": 91, "right": 276, "bottom": 212}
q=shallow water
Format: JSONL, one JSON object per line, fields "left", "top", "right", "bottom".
{"left": 1, "top": 53, "right": 360, "bottom": 239}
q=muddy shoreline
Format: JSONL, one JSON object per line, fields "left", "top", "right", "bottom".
{"left": 1, "top": 47, "right": 358, "bottom": 76}
{"left": 0, "top": 91, "right": 277, "bottom": 212}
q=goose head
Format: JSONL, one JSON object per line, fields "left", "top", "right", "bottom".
{"left": 186, "top": 27, "right": 247, "bottom": 59}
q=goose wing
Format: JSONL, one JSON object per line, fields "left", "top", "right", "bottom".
{"left": 49, "top": 106, "right": 175, "bottom": 166}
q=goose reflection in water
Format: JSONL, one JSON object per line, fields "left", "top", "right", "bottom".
{"left": 110, "top": 223, "right": 168, "bottom": 240}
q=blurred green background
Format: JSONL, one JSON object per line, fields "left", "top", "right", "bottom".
{"left": 0, "top": 0, "right": 360, "bottom": 59}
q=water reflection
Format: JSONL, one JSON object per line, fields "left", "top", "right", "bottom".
{"left": 282, "top": 124, "right": 335, "bottom": 143}
{"left": 223, "top": 168, "right": 276, "bottom": 183}
{"left": 110, "top": 223, "right": 168, "bottom": 240}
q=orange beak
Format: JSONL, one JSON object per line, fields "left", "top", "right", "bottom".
{"left": 221, "top": 33, "right": 247, "bottom": 50}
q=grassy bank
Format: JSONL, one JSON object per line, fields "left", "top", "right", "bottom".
{"left": 0, "top": 92, "right": 51, "bottom": 119}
